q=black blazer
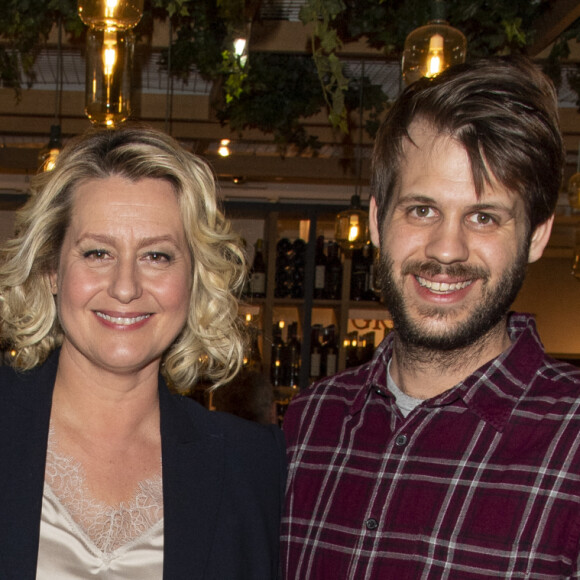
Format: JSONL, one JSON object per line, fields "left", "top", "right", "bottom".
{"left": 0, "top": 351, "right": 287, "bottom": 579}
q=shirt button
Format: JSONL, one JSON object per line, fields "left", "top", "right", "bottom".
{"left": 395, "top": 434, "right": 408, "bottom": 447}
{"left": 365, "top": 518, "right": 379, "bottom": 530}
{"left": 374, "top": 387, "right": 385, "bottom": 396}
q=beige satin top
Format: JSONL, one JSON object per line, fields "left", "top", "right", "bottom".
{"left": 36, "top": 429, "right": 164, "bottom": 578}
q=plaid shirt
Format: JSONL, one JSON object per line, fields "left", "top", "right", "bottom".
{"left": 282, "top": 313, "right": 580, "bottom": 579}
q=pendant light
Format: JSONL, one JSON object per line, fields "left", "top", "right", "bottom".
{"left": 335, "top": 62, "right": 369, "bottom": 251}
{"left": 402, "top": 0, "right": 466, "bottom": 86}
{"left": 78, "top": 0, "right": 144, "bottom": 127}
{"left": 38, "top": 16, "right": 64, "bottom": 172}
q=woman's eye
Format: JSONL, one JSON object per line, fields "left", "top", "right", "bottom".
{"left": 146, "top": 252, "right": 171, "bottom": 263}
{"left": 83, "top": 249, "right": 109, "bottom": 260}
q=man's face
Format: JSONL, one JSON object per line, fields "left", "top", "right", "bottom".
{"left": 369, "top": 121, "right": 552, "bottom": 351}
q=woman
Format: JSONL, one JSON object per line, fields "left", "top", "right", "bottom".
{"left": 0, "top": 126, "right": 286, "bottom": 579}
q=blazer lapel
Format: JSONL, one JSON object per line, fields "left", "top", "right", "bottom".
{"left": 0, "top": 356, "right": 56, "bottom": 580}
{"left": 160, "top": 384, "right": 225, "bottom": 580}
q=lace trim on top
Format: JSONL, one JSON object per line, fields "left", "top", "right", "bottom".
{"left": 45, "top": 429, "right": 164, "bottom": 554}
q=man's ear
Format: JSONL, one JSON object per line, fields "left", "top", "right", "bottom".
{"left": 369, "top": 197, "right": 381, "bottom": 249}
{"left": 528, "top": 215, "right": 554, "bottom": 264}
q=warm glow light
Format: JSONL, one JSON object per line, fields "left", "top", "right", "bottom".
{"left": 105, "top": 0, "right": 119, "bottom": 18}
{"left": 402, "top": 1, "right": 466, "bottom": 85}
{"left": 38, "top": 125, "right": 63, "bottom": 173}
{"left": 348, "top": 215, "right": 360, "bottom": 242}
{"left": 85, "top": 27, "right": 134, "bottom": 127}
{"left": 233, "top": 36, "right": 248, "bottom": 67}
{"left": 42, "top": 150, "right": 60, "bottom": 172}
{"left": 103, "top": 30, "right": 118, "bottom": 76}
{"left": 234, "top": 37, "right": 247, "bottom": 57}
{"left": 427, "top": 34, "right": 444, "bottom": 76}
{"left": 218, "top": 139, "right": 231, "bottom": 157}
{"left": 78, "top": 0, "right": 144, "bottom": 30}
{"left": 336, "top": 195, "right": 369, "bottom": 251}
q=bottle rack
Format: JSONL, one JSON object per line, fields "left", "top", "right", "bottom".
{"left": 226, "top": 200, "right": 391, "bottom": 392}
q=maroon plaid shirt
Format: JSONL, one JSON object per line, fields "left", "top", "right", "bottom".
{"left": 282, "top": 313, "right": 580, "bottom": 579}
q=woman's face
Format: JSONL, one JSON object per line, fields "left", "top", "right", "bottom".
{"left": 51, "top": 176, "right": 193, "bottom": 378}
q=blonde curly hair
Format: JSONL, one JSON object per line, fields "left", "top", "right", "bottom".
{"left": 0, "top": 125, "right": 247, "bottom": 392}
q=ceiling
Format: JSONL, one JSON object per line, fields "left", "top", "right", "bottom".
{"left": 2, "top": 0, "right": 580, "bottom": 204}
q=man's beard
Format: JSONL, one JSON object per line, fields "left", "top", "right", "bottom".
{"left": 375, "top": 245, "right": 529, "bottom": 352}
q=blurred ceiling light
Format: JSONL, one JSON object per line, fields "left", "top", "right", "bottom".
{"left": 218, "top": 139, "right": 231, "bottom": 157}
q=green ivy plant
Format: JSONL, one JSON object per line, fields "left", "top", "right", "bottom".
{"left": 0, "top": 0, "right": 579, "bottom": 153}
{"left": 0, "top": 0, "right": 80, "bottom": 95}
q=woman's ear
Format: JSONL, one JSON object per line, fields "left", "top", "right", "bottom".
{"left": 48, "top": 272, "right": 58, "bottom": 295}
{"left": 528, "top": 215, "right": 554, "bottom": 264}
{"left": 369, "top": 197, "right": 381, "bottom": 249}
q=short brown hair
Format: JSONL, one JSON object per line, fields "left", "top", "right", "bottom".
{"left": 371, "top": 55, "right": 564, "bottom": 232}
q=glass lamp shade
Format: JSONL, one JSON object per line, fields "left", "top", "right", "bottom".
{"left": 78, "top": 0, "right": 144, "bottom": 30}
{"left": 38, "top": 125, "right": 63, "bottom": 172}
{"left": 402, "top": 13, "right": 466, "bottom": 85}
{"left": 85, "top": 27, "right": 134, "bottom": 127}
{"left": 335, "top": 195, "right": 369, "bottom": 251}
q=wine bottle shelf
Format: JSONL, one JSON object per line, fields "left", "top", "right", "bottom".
{"left": 227, "top": 200, "right": 391, "bottom": 392}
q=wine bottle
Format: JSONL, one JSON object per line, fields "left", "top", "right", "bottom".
{"left": 275, "top": 237, "right": 292, "bottom": 298}
{"left": 313, "top": 235, "right": 326, "bottom": 299}
{"left": 284, "top": 321, "right": 301, "bottom": 389}
{"left": 244, "top": 316, "right": 262, "bottom": 372}
{"left": 324, "top": 241, "right": 342, "bottom": 300}
{"left": 270, "top": 322, "right": 285, "bottom": 387}
{"left": 291, "top": 238, "right": 307, "bottom": 299}
{"left": 359, "top": 331, "right": 375, "bottom": 365}
{"left": 309, "top": 324, "right": 323, "bottom": 382}
{"left": 249, "top": 238, "right": 267, "bottom": 298}
{"left": 350, "top": 248, "right": 367, "bottom": 301}
{"left": 321, "top": 325, "right": 338, "bottom": 377}
{"left": 345, "top": 331, "right": 360, "bottom": 368}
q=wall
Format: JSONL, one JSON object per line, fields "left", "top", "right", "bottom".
{"left": 0, "top": 211, "right": 15, "bottom": 242}
{"left": 513, "top": 257, "right": 580, "bottom": 358}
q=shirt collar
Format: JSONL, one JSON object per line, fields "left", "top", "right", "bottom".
{"left": 350, "top": 313, "right": 545, "bottom": 432}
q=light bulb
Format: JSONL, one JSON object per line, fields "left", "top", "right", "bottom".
{"left": 38, "top": 125, "right": 63, "bottom": 172}
{"left": 427, "top": 34, "right": 444, "bottom": 77}
{"left": 78, "top": 0, "right": 144, "bottom": 30}
{"left": 335, "top": 195, "right": 368, "bottom": 251}
{"left": 218, "top": 139, "right": 231, "bottom": 157}
{"left": 348, "top": 215, "right": 360, "bottom": 242}
{"left": 85, "top": 27, "right": 134, "bottom": 127}
{"left": 103, "top": 29, "right": 118, "bottom": 77}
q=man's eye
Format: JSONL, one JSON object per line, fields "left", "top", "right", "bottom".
{"left": 470, "top": 213, "right": 496, "bottom": 226}
{"left": 411, "top": 206, "right": 434, "bottom": 218}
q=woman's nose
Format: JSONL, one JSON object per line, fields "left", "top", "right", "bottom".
{"left": 108, "top": 259, "right": 142, "bottom": 303}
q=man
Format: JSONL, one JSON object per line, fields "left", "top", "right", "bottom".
{"left": 281, "top": 55, "right": 580, "bottom": 579}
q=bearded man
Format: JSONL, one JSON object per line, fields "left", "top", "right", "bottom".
{"left": 281, "top": 55, "right": 580, "bottom": 579}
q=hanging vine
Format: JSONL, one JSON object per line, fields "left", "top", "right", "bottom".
{"left": 0, "top": 0, "right": 579, "bottom": 150}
